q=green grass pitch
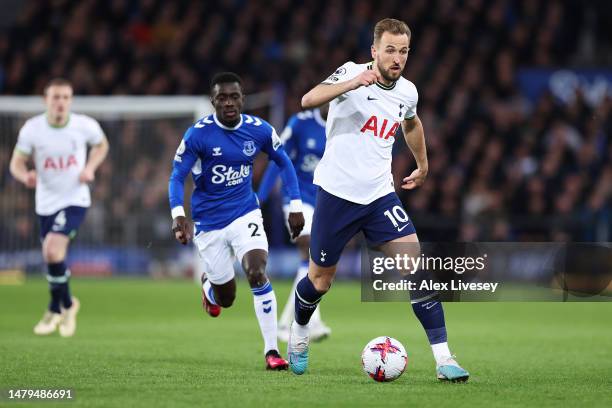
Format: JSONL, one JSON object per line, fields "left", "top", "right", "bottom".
{"left": 1, "top": 278, "right": 611, "bottom": 407}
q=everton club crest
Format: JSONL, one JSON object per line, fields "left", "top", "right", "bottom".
{"left": 243, "top": 140, "right": 256, "bottom": 156}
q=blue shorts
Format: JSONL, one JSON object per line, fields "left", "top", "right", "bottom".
{"left": 39, "top": 206, "right": 87, "bottom": 240}
{"left": 310, "top": 188, "right": 416, "bottom": 267}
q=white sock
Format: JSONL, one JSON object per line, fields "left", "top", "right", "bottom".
{"left": 278, "top": 262, "right": 308, "bottom": 327}
{"left": 311, "top": 300, "right": 322, "bottom": 325}
{"left": 292, "top": 320, "right": 309, "bottom": 338}
{"left": 432, "top": 342, "right": 452, "bottom": 365}
{"left": 252, "top": 281, "right": 278, "bottom": 354}
{"left": 202, "top": 279, "right": 217, "bottom": 305}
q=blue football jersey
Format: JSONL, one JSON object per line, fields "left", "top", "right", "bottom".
{"left": 271, "top": 109, "right": 326, "bottom": 206}
{"left": 169, "top": 113, "right": 300, "bottom": 232}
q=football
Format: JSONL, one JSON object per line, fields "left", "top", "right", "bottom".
{"left": 361, "top": 336, "right": 408, "bottom": 382}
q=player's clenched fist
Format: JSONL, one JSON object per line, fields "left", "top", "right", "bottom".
{"left": 78, "top": 167, "right": 95, "bottom": 183}
{"left": 172, "top": 216, "right": 193, "bottom": 245}
{"left": 25, "top": 170, "right": 37, "bottom": 188}
{"left": 350, "top": 70, "right": 381, "bottom": 90}
{"left": 288, "top": 212, "right": 305, "bottom": 239}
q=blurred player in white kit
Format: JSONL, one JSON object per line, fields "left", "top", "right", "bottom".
{"left": 10, "top": 78, "right": 109, "bottom": 337}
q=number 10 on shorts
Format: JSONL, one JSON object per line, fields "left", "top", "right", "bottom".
{"left": 383, "top": 205, "right": 410, "bottom": 229}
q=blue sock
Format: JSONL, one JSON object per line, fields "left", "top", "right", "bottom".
{"left": 294, "top": 276, "right": 323, "bottom": 325}
{"left": 47, "top": 262, "right": 71, "bottom": 313}
{"left": 411, "top": 298, "right": 448, "bottom": 344}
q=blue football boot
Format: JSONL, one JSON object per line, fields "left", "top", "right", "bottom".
{"left": 437, "top": 356, "right": 470, "bottom": 382}
{"left": 288, "top": 321, "right": 310, "bottom": 375}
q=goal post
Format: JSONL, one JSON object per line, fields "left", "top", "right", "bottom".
{"left": 0, "top": 96, "right": 214, "bottom": 120}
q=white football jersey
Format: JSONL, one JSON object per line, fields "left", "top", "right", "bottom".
{"left": 313, "top": 61, "right": 418, "bottom": 204}
{"left": 15, "top": 113, "right": 105, "bottom": 215}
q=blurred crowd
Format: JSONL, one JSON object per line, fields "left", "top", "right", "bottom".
{"left": 0, "top": 0, "right": 611, "bottom": 246}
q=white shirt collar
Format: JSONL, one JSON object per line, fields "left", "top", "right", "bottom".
{"left": 213, "top": 113, "right": 243, "bottom": 130}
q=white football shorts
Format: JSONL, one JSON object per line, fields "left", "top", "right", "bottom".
{"left": 193, "top": 209, "right": 268, "bottom": 285}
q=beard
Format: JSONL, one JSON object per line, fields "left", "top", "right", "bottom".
{"left": 377, "top": 61, "right": 403, "bottom": 82}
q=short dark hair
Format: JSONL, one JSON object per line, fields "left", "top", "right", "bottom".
{"left": 373, "top": 18, "right": 411, "bottom": 45}
{"left": 210, "top": 72, "right": 242, "bottom": 90}
{"left": 44, "top": 78, "right": 72, "bottom": 95}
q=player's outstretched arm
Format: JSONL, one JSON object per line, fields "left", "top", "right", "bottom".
{"left": 80, "top": 136, "right": 109, "bottom": 183}
{"left": 9, "top": 150, "right": 36, "bottom": 188}
{"left": 401, "top": 115, "right": 428, "bottom": 190}
{"left": 301, "top": 70, "right": 381, "bottom": 109}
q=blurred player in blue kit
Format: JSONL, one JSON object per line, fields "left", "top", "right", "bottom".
{"left": 168, "top": 73, "right": 305, "bottom": 370}
{"left": 258, "top": 105, "right": 332, "bottom": 342}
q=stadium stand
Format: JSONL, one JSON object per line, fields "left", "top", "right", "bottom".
{"left": 0, "top": 0, "right": 610, "bottom": 246}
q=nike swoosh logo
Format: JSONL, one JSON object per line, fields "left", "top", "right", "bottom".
{"left": 397, "top": 223, "right": 411, "bottom": 232}
{"left": 367, "top": 96, "right": 378, "bottom": 101}
{"left": 425, "top": 302, "right": 438, "bottom": 310}
{"left": 263, "top": 307, "right": 272, "bottom": 313}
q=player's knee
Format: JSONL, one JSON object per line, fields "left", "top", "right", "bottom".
{"left": 309, "top": 267, "right": 334, "bottom": 293}
{"left": 308, "top": 263, "right": 335, "bottom": 293}
{"left": 311, "top": 275, "right": 332, "bottom": 293}
{"left": 42, "top": 235, "right": 68, "bottom": 263}
{"left": 245, "top": 266, "right": 267, "bottom": 287}
{"left": 383, "top": 240, "right": 421, "bottom": 276}
{"left": 43, "top": 245, "right": 65, "bottom": 263}
{"left": 242, "top": 250, "right": 268, "bottom": 287}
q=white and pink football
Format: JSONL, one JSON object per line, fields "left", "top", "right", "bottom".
{"left": 361, "top": 336, "right": 408, "bottom": 382}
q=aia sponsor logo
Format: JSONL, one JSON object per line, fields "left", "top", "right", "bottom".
{"left": 43, "top": 155, "right": 78, "bottom": 170}
{"left": 360, "top": 116, "right": 399, "bottom": 140}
